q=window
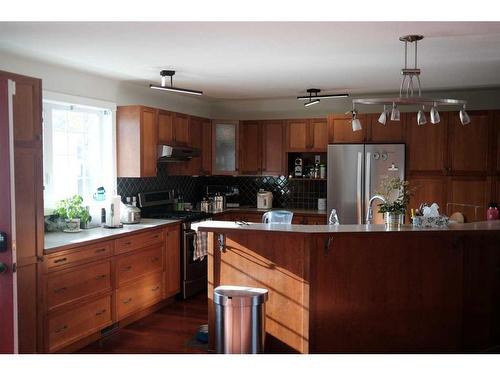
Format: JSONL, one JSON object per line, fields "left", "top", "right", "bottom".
{"left": 42, "top": 92, "right": 116, "bottom": 211}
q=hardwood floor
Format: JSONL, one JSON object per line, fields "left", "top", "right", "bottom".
{"left": 77, "top": 292, "right": 209, "bottom": 354}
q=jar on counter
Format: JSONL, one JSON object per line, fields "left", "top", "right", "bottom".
{"left": 319, "top": 164, "right": 326, "bottom": 179}
{"left": 486, "top": 202, "right": 499, "bottom": 220}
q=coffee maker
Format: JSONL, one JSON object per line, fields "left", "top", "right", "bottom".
{"left": 294, "top": 157, "right": 303, "bottom": 177}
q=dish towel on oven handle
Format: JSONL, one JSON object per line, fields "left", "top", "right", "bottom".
{"left": 194, "top": 230, "right": 208, "bottom": 261}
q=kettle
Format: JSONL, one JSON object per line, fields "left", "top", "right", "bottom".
{"left": 257, "top": 190, "right": 273, "bottom": 209}
{"left": 120, "top": 203, "right": 141, "bottom": 224}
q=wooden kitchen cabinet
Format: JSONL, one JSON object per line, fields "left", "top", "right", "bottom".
{"left": 157, "top": 109, "right": 174, "bottom": 144}
{"left": 262, "top": 120, "right": 285, "bottom": 176}
{"left": 212, "top": 120, "right": 239, "bottom": 175}
{"left": 406, "top": 112, "right": 447, "bottom": 174}
{"left": 448, "top": 177, "right": 490, "bottom": 222}
{"left": 164, "top": 225, "right": 181, "bottom": 298}
{"left": 448, "top": 110, "right": 491, "bottom": 175}
{"left": 1, "top": 70, "right": 44, "bottom": 353}
{"left": 368, "top": 113, "right": 406, "bottom": 142}
{"left": 286, "top": 118, "right": 328, "bottom": 152}
{"left": 116, "top": 272, "right": 163, "bottom": 321}
{"left": 327, "top": 114, "right": 367, "bottom": 143}
{"left": 173, "top": 113, "right": 190, "bottom": 145}
{"left": 239, "top": 120, "right": 263, "bottom": 175}
{"left": 117, "top": 105, "right": 158, "bottom": 177}
{"left": 408, "top": 176, "right": 447, "bottom": 213}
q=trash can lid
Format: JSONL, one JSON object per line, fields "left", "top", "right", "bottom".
{"left": 214, "top": 285, "right": 269, "bottom": 306}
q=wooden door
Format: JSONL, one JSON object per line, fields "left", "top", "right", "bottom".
{"left": 0, "top": 78, "right": 16, "bottom": 353}
{"left": 327, "top": 114, "right": 367, "bottom": 143}
{"left": 448, "top": 110, "right": 490, "bottom": 175}
{"left": 262, "top": 120, "right": 285, "bottom": 176}
{"left": 368, "top": 113, "right": 406, "bottom": 142}
{"left": 157, "top": 110, "right": 174, "bottom": 144}
{"left": 310, "top": 118, "right": 328, "bottom": 151}
{"left": 140, "top": 107, "right": 158, "bottom": 177}
{"left": 164, "top": 226, "right": 181, "bottom": 297}
{"left": 239, "top": 121, "right": 262, "bottom": 175}
{"left": 173, "top": 113, "right": 190, "bottom": 145}
{"left": 448, "top": 177, "right": 490, "bottom": 222}
{"left": 286, "top": 119, "right": 309, "bottom": 151}
{"left": 406, "top": 112, "right": 447, "bottom": 174}
{"left": 201, "top": 119, "right": 212, "bottom": 175}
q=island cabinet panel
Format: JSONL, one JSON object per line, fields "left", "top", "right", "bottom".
{"left": 368, "top": 113, "right": 406, "bottom": 142}
{"left": 262, "top": 120, "right": 285, "bottom": 176}
{"left": 48, "top": 295, "right": 112, "bottom": 353}
{"left": 448, "top": 110, "right": 491, "bottom": 175}
{"left": 328, "top": 114, "right": 367, "bottom": 143}
{"left": 239, "top": 120, "right": 263, "bottom": 175}
{"left": 164, "top": 225, "right": 181, "bottom": 298}
{"left": 310, "top": 233, "right": 463, "bottom": 353}
{"left": 406, "top": 112, "right": 447, "bottom": 174}
{"left": 213, "top": 232, "right": 310, "bottom": 353}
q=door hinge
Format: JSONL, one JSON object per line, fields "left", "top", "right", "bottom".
{"left": 12, "top": 263, "right": 17, "bottom": 273}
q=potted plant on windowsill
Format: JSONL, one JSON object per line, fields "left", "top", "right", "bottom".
{"left": 376, "top": 177, "right": 413, "bottom": 227}
{"left": 53, "top": 195, "right": 91, "bottom": 232}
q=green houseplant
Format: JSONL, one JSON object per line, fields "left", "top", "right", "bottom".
{"left": 376, "top": 177, "right": 413, "bottom": 227}
{"left": 53, "top": 195, "right": 91, "bottom": 232}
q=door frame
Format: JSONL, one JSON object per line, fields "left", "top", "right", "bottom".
{"left": 0, "top": 78, "right": 18, "bottom": 354}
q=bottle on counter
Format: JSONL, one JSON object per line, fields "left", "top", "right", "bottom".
{"left": 486, "top": 202, "right": 499, "bottom": 221}
{"left": 328, "top": 208, "right": 340, "bottom": 225}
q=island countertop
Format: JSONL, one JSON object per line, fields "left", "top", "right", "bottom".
{"left": 44, "top": 218, "right": 181, "bottom": 253}
{"left": 193, "top": 219, "right": 500, "bottom": 234}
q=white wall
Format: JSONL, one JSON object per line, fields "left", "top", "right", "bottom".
{"left": 0, "top": 51, "right": 213, "bottom": 117}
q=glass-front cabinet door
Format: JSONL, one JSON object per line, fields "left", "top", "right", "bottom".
{"left": 212, "top": 121, "right": 239, "bottom": 175}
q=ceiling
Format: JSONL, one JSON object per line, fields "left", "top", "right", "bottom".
{"left": 1, "top": 22, "right": 500, "bottom": 100}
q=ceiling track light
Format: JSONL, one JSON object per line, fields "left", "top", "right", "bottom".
{"left": 150, "top": 70, "right": 203, "bottom": 96}
{"left": 351, "top": 35, "right": 467, "bottom": 129}
{"left": 378, "top": 105, "right": 388, "bottom": 125}
{"left": 298, "top": 88, "right": 348, "bottom": 107}
{"left": 303, "top": 88, "right": 321, "bottom": 107}
{"left": 347, "top": 106, "right": 362, "bottom": 132}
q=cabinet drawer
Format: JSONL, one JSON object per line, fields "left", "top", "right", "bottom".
{"left": 47, "top": 241, "right": 113, "bottom": 270}
{"left": 116, "top": 245, "right": 163, "bottom": 286}
{"left": 115, "top": 229, "right": 164, "bottom": 255}
{"left": 116, "top": 272, "right": 163, "bottom": 320}
{"left": 47, "top": 261, "right": 112, "bottom": 311}
{"left": 48, "top": 295, "right": 112, "bottom": 352}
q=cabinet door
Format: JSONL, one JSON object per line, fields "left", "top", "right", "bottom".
{"left": 496, "top": 112, "right": 500, "bottom": 173}
{"left": 185, "top": 116, "right": 203, "bottom": 175}
{"left": 157, "top": 110, "right": 174, "bottom": 144}
{"left": 327, "top": 114, "right": 366, "bottom": 143}
{"left": 201, "top": 119, "right": 212, "bottom": 175}
{"left": 262, "top": 120, "right": 285, "bottom": 176}
{"left": 140, "top": 107, "right": 158, "bottom": 177}
{"left": 408, "top": 176, "right": 447, "bottom": 214}
{"left": 286, "top": 119, "right": 309, "bottom": 151}
{"left": 368, "top": 113, "right": 406, "bottom": 142}
{"left": 173, "top": 113, "right": 190, "bottom": 145}
{"left": 406, "top": 112, "right": 447, "bottom": 174}
{"left": 310, "top": 118, "right": 328, "bottom": 151}
{"left": 239, "top": 121, "right": 262, "bottom": 175}
{"left": 448, "top": 177, "right": 490, "bottom": 222}
{"left": 164, "top": 226, "right": 181, "bottom": 298}
{"left": 213, "top": 121, "right": 239, "bottom": 175}
{"left": 448, "top": 110, "right": 490, "bottom": 175}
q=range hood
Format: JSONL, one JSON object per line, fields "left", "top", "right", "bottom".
{"left": 157, "top": 145, "right": 201, "bottom": 162}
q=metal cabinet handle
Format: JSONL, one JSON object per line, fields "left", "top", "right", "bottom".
{"left": 94, "top": 248, "right": 107, "bottom": 253}
{"left": 53, "top": 258, "right": 67, "bottom": 264}
{"left": 95, "top": 274, "right": 107, "bottom": 280}
{"left": 53, "top": 287, "right": 67, "bottom": 293}
{"left": 151, "top": 286, "right": 160, "bottom": 292}
{"left": 95, "top": 309, "right": 107, "bottom": 316}
{"left": 151, "top": 257, "right": 159, "bottom": 262}
{"left": 121, "top": 265, "right": 132, "bottom": 272}
{"left": 122, "top": 298, "right": 132, "bottom": 304}
{"left": 153, "top": 234, "right": 159, "bottom": 239}
{"left": 55, "top": 325, "right": 68, "bottom": 333}
{"left": 123, "top": 241, "right": 132, "bottom": 246}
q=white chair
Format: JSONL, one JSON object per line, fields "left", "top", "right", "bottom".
{"left": 262, "top": 210, "right": 293, "bottom": 224}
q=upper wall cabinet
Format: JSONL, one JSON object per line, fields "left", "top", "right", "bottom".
{"left": 262, "top": 120, "right": 285, "bottom": 176}
{"left": 328, "top": 114, "right": 367, "bottom": 143}
{"left": 212, "top": 120, "right": 239, "bottom": 175}
{"left": 406, "top": 112, "right": 447, "bottom": 175}
{"left": 239, "top": 120, "right": 262, "bottom": 175}
{"left": 286, "top": 118, "right": 327, "bottom": 152}
{"left": 187, "top": 116, "right": 212, "bottom": 176}
{"left": 368, "top": 113, "right": 406, "bottom": 142}
{"left": 157, "top": 110, "right": 190, "bottom": 146}
{"left": 117, "top": 106, "right": 158, "bottom": 177}
{"left": 173, "top": 113, "right": 190, "bottom": 145}
{"left": 448, "top": 110, "right": 491, "bottom": 175}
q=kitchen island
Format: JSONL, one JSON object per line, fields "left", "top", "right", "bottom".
{"left": 193, "top": 220, "right": 500, "bottom": 353}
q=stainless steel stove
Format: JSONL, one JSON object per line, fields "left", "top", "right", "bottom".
{"left": 138, "top": 190, "right": 212, "bottom": 299}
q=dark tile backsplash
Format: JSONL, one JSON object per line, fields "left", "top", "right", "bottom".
{"left": 117, "top": 164, "right": 326, "bottom": 209}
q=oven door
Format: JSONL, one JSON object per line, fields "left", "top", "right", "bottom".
{"left": 183, "top": 229, "right": 208, "bottom": 281}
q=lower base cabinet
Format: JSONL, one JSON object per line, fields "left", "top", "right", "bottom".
{"left": 43, "top": 224, "right": 181, "bottom": 353}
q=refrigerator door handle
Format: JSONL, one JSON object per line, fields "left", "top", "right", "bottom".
{"left": 356, "top": 151, "right": 362, "bottom": 224}
{"left": 365, "top": 152, "right": 372, "bottom": 224}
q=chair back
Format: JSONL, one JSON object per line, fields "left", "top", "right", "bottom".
{"left": 262, "top": 210, "right": 293, "bottom": 224}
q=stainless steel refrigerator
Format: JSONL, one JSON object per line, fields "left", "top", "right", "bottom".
{"left": 327, "top": 143, "right": 406, "bottom": 224}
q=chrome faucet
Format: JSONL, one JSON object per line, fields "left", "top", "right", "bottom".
{"left": 365, "top": 195, "right": 387, "bottom": 224}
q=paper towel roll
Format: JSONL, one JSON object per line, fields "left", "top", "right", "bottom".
{"left": 107, "top": 195, "right": 122, "bottom": 227}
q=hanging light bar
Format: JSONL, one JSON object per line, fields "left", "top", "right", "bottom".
{"left": 150, "top": 70, "right": 203, "bottom": 96}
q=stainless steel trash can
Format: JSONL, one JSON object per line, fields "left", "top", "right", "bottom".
{"left": 214, "top": 285, "right": 269, "bottom": 354}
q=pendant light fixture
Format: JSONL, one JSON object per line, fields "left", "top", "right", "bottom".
{"left": 150, "top": 70, "right": 203, "bottom": 96}
{"left": 350, "top": 35, "right": 470, "bottom": 131}
{"left": 378, "top": 105, "right": 388, "bottom": 125}
{"left": 298, "top": 88, "right": 348, "bottom": 107}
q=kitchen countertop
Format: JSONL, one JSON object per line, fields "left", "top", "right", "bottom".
{"left": 210, "top": 207, "right": 328, "bottom": 216}
{"left": 192, "top": 219, "right": 500, "bottom": 234}
{"left": 44, "top": 218, "right": 181, "bottom": 253}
